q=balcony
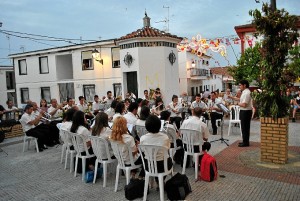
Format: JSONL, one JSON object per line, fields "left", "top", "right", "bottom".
{"left": 189, "top": 68, "right": 210, "bottom": 80}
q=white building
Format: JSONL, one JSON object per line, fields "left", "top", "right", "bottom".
{"left": 0, "top": 65, "right": 16, "bottom": 107}
{"left": 9, "top": 13, "right": 182, "bottom": 106}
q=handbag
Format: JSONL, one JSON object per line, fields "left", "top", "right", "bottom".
{"left": 85, "top": 167, "right": 103, "bottom": 183}
{"left": 124, "top": 178, "right": 146, "bottom": 200}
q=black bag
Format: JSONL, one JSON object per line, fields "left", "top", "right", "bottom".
{"left": 165, "top": 172, "right": 192, "bottom": 201}
{"left": 124, "top": 179, "right": 145, "bottom": 200}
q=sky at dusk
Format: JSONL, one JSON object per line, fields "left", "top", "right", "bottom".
{"left": 0, "top": 0, "right": 299, "bottom": 67}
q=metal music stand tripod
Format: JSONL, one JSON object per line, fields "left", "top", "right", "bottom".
{"left": 210, "top": 103, "right": 230, "bottom": 146}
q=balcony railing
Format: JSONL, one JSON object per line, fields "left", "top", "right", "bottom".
{"left": 190, "top": 68, "right": 209, "bottom": 77}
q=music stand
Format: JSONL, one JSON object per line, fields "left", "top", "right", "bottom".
{"left": 210, "top": 103, "right": 230, "bottom": 146}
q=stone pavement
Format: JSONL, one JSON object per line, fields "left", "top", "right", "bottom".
{"left": 0, "top": 119, "right": 300, "bottom": 201}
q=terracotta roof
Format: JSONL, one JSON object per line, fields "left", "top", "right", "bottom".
{"left": 117, "top": 26, "right": 182, "bottom": 41}
{"left": 210, "top": 67, "right": 232, "bottom": 76}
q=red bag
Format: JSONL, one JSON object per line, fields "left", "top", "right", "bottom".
{"left": 199, "top": 152, "right": 218, "bottom": 182}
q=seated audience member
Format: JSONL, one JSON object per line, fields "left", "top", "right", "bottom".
{"left": 136, "top": 106, "right": 150, "bottom": 126}
{"left": 92, "top": 95, "right": 100, "bottom": 115}
{"left": 140, "top": 115, "right": 172, "bottom": 183}
{"left": 60, "top": 108, "right": 77, "bottom": 131}
{"left": 112, "top": 102, "right": 125, "bottom": 121}
{"left": 110, "top": 116, "right": 140, "bottom": 167}
{"left": 19, "top": 104, "right": 49, "bottom": 152}
{"left": 105, "top": 100, "right": 118, "bottom": 121}
{"left": 70, "top": 110, "right": 96, "bottom": 171}
{"left": 167, "top": 95, "right": 182, "bottom": 130}
{"left": 151, "top": 97, "right": 165, "bottom": 116}
{"left": 91, "top": 112, "right": 114, "bottom": 159}
{"left": 40, "top": 99, "right": 48, "bottom": 113}
{"left": 48, "top": 99, "right": 63, "bottom": 118}
{"left": 180, "top": 107, "right": 209, "bottom": 153}
{"left": 123, "top": 102, "right": 138, "bottom": 125}
{"left": 160, "top": 110, "right": 182, "bottom": 148}
{"left": 63, "top": 98, "right": 75, "bottom": 110}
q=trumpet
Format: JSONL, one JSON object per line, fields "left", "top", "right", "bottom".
{"left": 154, "top": 103, "right": 164, "bottom": 109}
{"left": 37, "top": 108, "right": 52, "bottom": 119}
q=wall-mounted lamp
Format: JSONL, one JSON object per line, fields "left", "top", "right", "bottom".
{"left": 92, "top": 49, "right": 103, "bottom": 65}
{"left": 191, "top": 60, "right": 196, "bottom": 68}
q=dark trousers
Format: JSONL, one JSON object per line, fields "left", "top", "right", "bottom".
{"left": 26, "top": 126, "right": 49, "bottom": 148}
{"left": 170, "top": 117, "right": 182, "bottom": 130}
{"left": 210, "top": 112, "right": 223, "bottom": 134}
{"left": 240, "top": 110, "right": 252, "bottom": 145}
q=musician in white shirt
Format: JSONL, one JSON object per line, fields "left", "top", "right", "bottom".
{"left": 92, "top": 95, "right": 100, "bottom": 115}
{"left": 48, "top": 99, "right": 63, "bottom": 118}
{"left": 167, "top": 95, "right": 182, "bottom": 130}
{"left": 123, "top": 102, "right": 138, "bottom": 125}
{"left": 209, "top": 92, "right": 223, "bottom": 135}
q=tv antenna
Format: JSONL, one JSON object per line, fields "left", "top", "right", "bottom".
{"left": 155, "top": 5, "right": 170, "bottom": 32}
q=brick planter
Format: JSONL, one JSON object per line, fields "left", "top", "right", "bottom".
{"left": 260, "top": 117, "right": 289, "bottom": 164}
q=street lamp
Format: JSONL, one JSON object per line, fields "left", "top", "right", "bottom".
{"left": 92, "top": 49, "right": 103, "bottom": 65}
{"left": 191, "top": 60, "right": 196, "bottom": 68}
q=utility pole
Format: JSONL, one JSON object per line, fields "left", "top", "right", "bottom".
{"left": 270, "top": 0, "right": 276, "bottom": 11}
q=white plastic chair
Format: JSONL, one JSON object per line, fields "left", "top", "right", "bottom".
{"left": 135, "top": 125, "right": 148, "bottom": 138}
{"left": 90, "top": 136, "right": 117, "bottom": 187}
{"left": 138, "top": 145, "right": 173, "bottom": 201}
{"left": 110, "top": 140, "right": 142, "bottom": 192}
{"left": 228, "top": 105, "right": 242, "bottom": 136}
{"left": 20, "top": 121, "right": 39, "bottom": 153}
{"left": 70, "top": 132, "right": 95, "bottom": 181}
{"left": 179, "top": 128, "right": 202, "bottom": 179}
{"left": 162, "top": 125, "right": 180, "bottom": 160}
{"left": 60, "top": 129, "right": 76, "bottom": 172}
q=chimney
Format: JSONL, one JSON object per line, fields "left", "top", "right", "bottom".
{"left": 143, "top": 11, "right": 151, "bottom": 27}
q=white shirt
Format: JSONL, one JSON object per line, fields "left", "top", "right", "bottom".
{"left": 75, "top": 126, "right": 91, "bottom": 153}
{"left": 60, "top": 121, "right": 73, "bottom": 144}
{"left": 48, "top": 106, "right": 63, "bottom": 118}
{"left": 112, "top": 113, "right": 122, "bottom": 122}
{"left": 103, "top": 97, "right": 114, "bottom": 105}
{"left": 168, "top": 102, "right": 182, "bottom": 118}
{"left": 123, "top": 112, "right": 138, "bottom": 125}
{"left": 135, "top": 119, "right": 146, "bottom": 127}
{"left": 77, "top": 103, "right": 88, "bottom": 112}
{"left": 180, "top": 116, "right": 209, "bottom": 145}
{"left": 93, "top": 127, "right": 113, "bottom": 159}
{"left": 20, "top": 112, "right": 35, "bottom": 132}
{"left": 92, "top": 101, "right": 100, "bottom": 112}
{"left": 209, "top": 98, "right": 223, "bottom": 115}
{"left": 190, "top": 101, "right": 208, "bottom": 110}
{"left": 122, "top": 134, "right": 137, "bottom": 164}
{"left": 105, "top": 108, "right": 115, "bottom": 119}
{"left": 140, "top": 132, "right": 170, "bottom": 161}
{"left": 240, "top": 88, "right": 253, "bottom": 110}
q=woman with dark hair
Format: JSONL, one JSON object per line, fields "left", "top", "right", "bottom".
{"left": 60, "top": 108, "right": 77, "bottom": 131}
{"left": 151, "top": 97, "right": 164, "bottom": 116}
{"left": 136, "top": 106, "right": 150, "bottom": 126}
{"left": 91, "top": 112, "right": 114, "bottom": 159}
{"left": 105, "top": 100, "right": 118, "bottom": 121}
{"left": 39, "top": 99, "right": 48, "bottom": 113}
{"left": 112, "top": 102, "right": 125, "bottom": 121}
{"left": 71, "top": 110, "right": 96, "bottom": 170}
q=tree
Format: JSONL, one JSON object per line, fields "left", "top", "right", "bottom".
{"left": 247, "top": 3, "right": 298, "bottom": 118}
{"left": 228, "top": 43, "right": 262, "bottom": 86}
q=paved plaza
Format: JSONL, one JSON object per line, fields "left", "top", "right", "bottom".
{"left": 0, "top": 119, "right": 300, "bottom": 201}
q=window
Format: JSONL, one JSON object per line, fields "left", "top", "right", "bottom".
{"left": 39, "top": 56, "right": 49, "bottom": 74}
{"left": 20, "top": 88, "right": 29, "bottom": 104}
{"left": 6, "top": 71, "right": 15, "bottom": 90}
{"left": 112, "top": 47, "right": 120, "bottom": 68}
{"left": 41, "top": 87, "right": 51, "bottom": 103}
{"left": 83, "top": 85, "right": 95, "bottom": 102}
{"left": 81, "top": 50, "right": 93, "bottom": 70}
{"left": 18, "top": 59, "right": 27, "bottom": 75}
{"left": 58, "top": 83, "right": 74, "bottom": 103}
{"left": 113, "top": 83, "right": 122, "bottom": 98}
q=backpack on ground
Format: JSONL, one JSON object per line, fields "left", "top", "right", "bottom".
{"left": 165, "top": 172, "right": 192, "bottom": 201}
{"left": 198, "top": 152, "right": 218, "bottom": 182}
{"left": 124, "top": 178, "right": 146, "bottom": 200}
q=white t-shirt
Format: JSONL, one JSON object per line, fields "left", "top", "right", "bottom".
{"left": 93, "top": 127, "right": 113, "bottom": 159}
{"left": 240, "top": 88, "right": 253, "bottom": 110}
{"left": 168, "top": 102, "right": 182, "bottom": 118}
{"left": 20, "top": 112, "right": 35, "bottom": 132}
{"left": 123, "top": 112, "right": 138, "bottom": 125}
{"left": 92, "top": 101, "right": 100, "bottom": 112}
{"left": 77, "top": 103, "right": 88, "bottom": 112}
{"left": 140, "top": 132, "right": 170, "bottom": 161}
{"left": 180, "top": 116, "right": 209, "bottom": 145}
{"left": 75, "top": 125, "right": 91, "bottom": 153}
{"left": 135, "top": 119, "right": 146, "bottom": 127}
{"left": 122, "top": 134, "right": 137, "bottom": 164}
{"left": 190, "top": 101, "right": 208, "bottom": 110}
